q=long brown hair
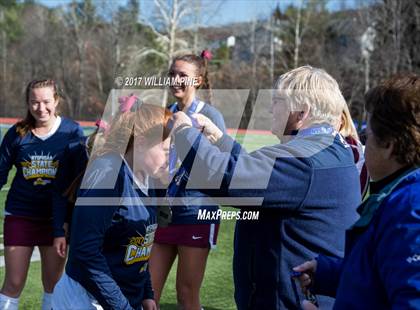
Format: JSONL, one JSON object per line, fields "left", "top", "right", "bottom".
{"left": 96, "top": 103, "right": 172, "bottom": 158}
{"left": 64, "top": 103, "right": 172, "bottom": 203}
{"left": 16, "top": 79, "right": 60, "bottom": 137}
{"left": 172, "top": 52, "right": 212, "bottom": 103}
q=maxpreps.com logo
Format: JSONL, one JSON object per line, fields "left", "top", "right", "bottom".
{"left": 21, "top": 153, "right": 59, "bottom": 186}
{"left": 124, "top": 224, "right": 157, "bottom": 266}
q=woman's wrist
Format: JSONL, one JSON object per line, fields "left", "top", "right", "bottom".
{"left": 207, "top": 128, "right": 223, "bottom": 144}
{"left": 173, "top": 123, "right": 192, "bottom": 136}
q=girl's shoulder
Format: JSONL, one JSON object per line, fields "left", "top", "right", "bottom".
{"left": 82, "top": 153, "right": 124, "bottom": 190}
{"left": 200, "top": 103, "right": 226, "bottom": 131}
{"left": 59, "top": 117, "right": 82, "bottom": 130}
{"left": 2, "top": 124, "right": 21, "bottom": 145}
{"left": 200, "top": 102, "right": 222, "bottom": 117}
{"left": 4, "top": 123, "right": 18, "bottom": 137}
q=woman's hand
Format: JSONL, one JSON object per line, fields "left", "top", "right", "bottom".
{"left": 293, "top": 259, "right": 317, "bottom": 294}
{"left": 172, "top": 112, "right": 192, "bottom": 134}
{"left": 53, "top": 237, "right": 67, "bottom": 258}
{"left": 302, "top": 300, "right": 319, "bottom": 310}
{"left": 142, "top": 299, "right": 157, "bottom": 310}
{"left": 192, "top": 113, "right": 223, "bottom": 144}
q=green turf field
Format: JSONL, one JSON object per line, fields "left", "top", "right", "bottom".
{"left": 0, "top": 127, "right": 277, "bottom": 309}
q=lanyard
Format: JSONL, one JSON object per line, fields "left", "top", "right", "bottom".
{"left": 168, "top": 99, "right": 201, "bottom": 176}
{"left": 295, "top": 124, "right": 351, "bottom": 149}
{"left": 296, "top": 124, "right": 336, "bottom": 137}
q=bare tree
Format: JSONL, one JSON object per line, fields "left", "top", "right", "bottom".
{"left": 293, "top": 0, "right": 303, "bottom": 68}
{"left": 62, "top": 0, "right": 98, "bottom": 118}
{"left": 137, "top": 0, "right": 194, "bottom": 105}
{"left": 0, "top": 8, "right": 6, "bottom": 116}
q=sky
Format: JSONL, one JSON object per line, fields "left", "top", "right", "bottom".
{"left": 38, "top": 0, "right": 358, "bottom": 26}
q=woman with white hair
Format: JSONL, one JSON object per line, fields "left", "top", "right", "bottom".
{"left": 170, "top": 66, "right": 361, "bottom": 309}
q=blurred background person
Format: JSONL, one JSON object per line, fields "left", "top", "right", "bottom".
{"left": 339, "top": 104, "right": 369, "bottom": 197}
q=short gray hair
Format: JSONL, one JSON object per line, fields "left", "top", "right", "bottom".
{"left": 274, "top": 65, "right": 346, "bottom": 126}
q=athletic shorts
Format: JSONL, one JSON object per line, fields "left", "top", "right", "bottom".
{"left": 3, "top": 215, "right": 54, "bottom": 246}
{"left": 154, "top": 223, "right": 220, "bottom": 249}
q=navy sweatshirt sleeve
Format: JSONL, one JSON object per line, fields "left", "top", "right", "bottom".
{"left": 51, "top": 121, "right": 85, "bottom": 237}
{"left": 70, "top": 205, "right": 133, "bottom": 310}
{"left": 69, "top": 165, "right": 133, "bottom": 310}
{"left": 51, "top": 173, "right": 69, "bottom": 237}
{"left": 143, "top": 270, "right": 154, "bottom": 300}
{"left": 174, "top": 127, "right": 311, "bottom": 208}
{"left": 0, "top": 126, "right": 17, "bottom": 190}
{"left": 313, "top": 255, "right": 344, "bottom": 297}
{"left": 214, "top": 133, "right": 236, "bottom": 152}
{"left": 52, "top": 139, "right": 88, "bottom": 237}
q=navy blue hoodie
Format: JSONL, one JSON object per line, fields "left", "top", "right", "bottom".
{"left": 174, "top": 125, "right": 360, "bottom": 309}
{"left": 65, "top": 153, "right": 156, "bottom": 310}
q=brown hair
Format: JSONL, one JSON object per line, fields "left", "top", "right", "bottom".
{"left": 365, "top": 74, "right": 420, "bottom": 166}
{"left": 65, "top": 103, "right": 172, "bottom": 203}
{"left": 96, "top": 103, "right": 172, "bottom": 158}
{"left": 16, "top": 79, "right": 60, "bottom": 136}
{"left": 172, "top": 53, "right": 212, "bottom": 103}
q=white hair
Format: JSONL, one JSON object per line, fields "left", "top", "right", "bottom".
{"left": 274, "top": 65, "right": 346, "bottom": 126}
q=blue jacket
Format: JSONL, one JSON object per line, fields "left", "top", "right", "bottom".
{"left": 168, "top": 101, "right": 226, "bottom": 224}
{"left": 0, "top": 118, "right": 84, "bottom": 218}
{"left": 174, "top": 125, "right": 360, "bottom": 309}
{"left": 314, "top": 168, "right": 420, "bottom": 309}
{"left": 66, "top": 153, "right": 156, "bottom": 310}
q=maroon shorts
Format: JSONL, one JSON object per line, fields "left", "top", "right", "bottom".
{"left": 3, "top": 215, "right": 54, "bottom": 246}
{"left": 154, "top": 224, "right": 220, "bottom": 249}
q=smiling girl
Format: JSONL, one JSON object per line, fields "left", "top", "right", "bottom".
{"left": 149, "top": 51, "right": 226, "bottom": 310}
{"left": 0, "top": 79, "right": 84, "bottom": 310}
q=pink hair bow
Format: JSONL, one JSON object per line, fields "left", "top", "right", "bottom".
{"left": 118, "top": 94, "right": 138, "bottom": 113}
{"left": 95, "top": 119, "right": 110, "bottom": 132}
{"left": 201, "top": 50, "right": 213, "bottom": 61}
